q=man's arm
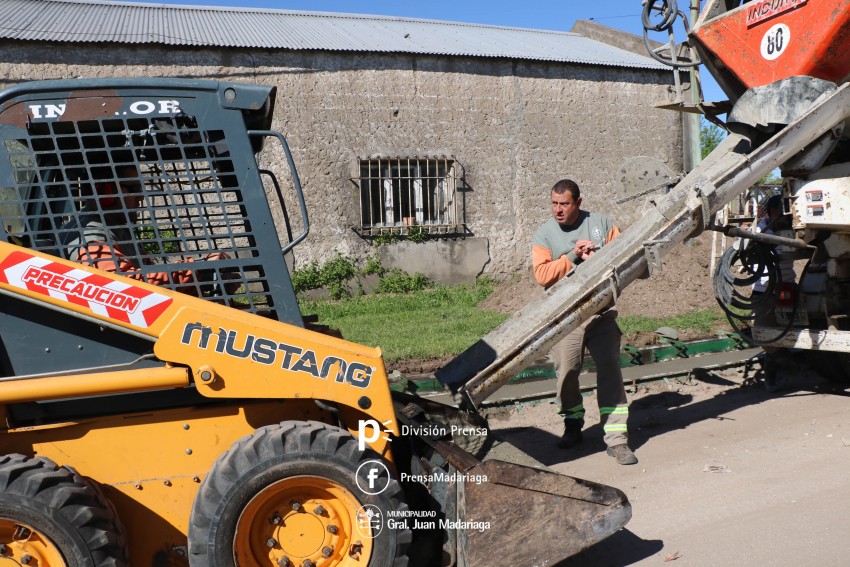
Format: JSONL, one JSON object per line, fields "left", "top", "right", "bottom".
{"left": 74, "top": 242, "right": 194, "bottom": 287}
{"left": 532, "top": 244, "right": 574, "bottom": 287}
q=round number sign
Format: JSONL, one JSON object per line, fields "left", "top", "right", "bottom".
{"left": 761, "top": 23, "right": 791, "bottom": 61}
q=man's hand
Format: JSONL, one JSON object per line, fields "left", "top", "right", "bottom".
{"left": 573, "top": 239, "right": 598, "bottom": 261}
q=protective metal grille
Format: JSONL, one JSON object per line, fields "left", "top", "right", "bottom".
{"left": 356, "top": 156, "right": 462, "bottom": 235}
{"left": 0, "top": 114, "right": 279, "bottom": 317}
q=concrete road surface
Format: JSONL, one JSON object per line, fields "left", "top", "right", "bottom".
{"left": 486, "top": 359, "right": 850, "bottom": 566}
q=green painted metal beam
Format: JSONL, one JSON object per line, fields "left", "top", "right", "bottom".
{"left": 390, "top": 334, "right": 749, "bottom": 394}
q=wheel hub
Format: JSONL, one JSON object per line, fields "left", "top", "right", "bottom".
{"left": 277, "top": 512, "right": 324, "bottom": 557}
{"left": 234, "top": 475, "right": 373, "bottom": 566}
{"left": 0, "top": 520, "right": 65, "bottom": 566}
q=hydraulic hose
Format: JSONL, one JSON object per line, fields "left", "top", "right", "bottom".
{"left": 641, "top": 0, "right": 702, "bottom": 68}
{"left": 642, "top": 0, "right": 679, "bottom": 32}
{"left": 713, "top": 239, "right": 810, "bottom": 345}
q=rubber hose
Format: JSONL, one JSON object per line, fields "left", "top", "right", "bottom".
{"left": 642, "top": 0, "right": 678, "bottom": 32}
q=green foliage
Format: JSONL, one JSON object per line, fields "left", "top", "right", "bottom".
{"left": 291, "top": 255, "right": 355, "bottom": 300}
{"left": 299, "top": 280, "right": 507, "bottom": 362}
{"left": 618, "top": 308, "right": 727, "bottom": 336}
{"left": 362, "top": 253, "right": 385, "bottom": 277}
{"left": 372, "top": 227, "right": 432, "bottom": 245}
{"left": 372, "top": 232, "right": 399, "bottom": 246}
{"left": 700, "top": 117, "right": 726, "bottom": 160}
{"left": 292, "top": 252, "right": 431, "bottom": 300}
{"left": 291, "top": 260, "right": 322, "bottom": 293}
{"left": 407, "top": 225, "right": 428, "bottom": 243}
{"left": 760, "top": 170, "right": 783, "bottom": 185}
{"left": 135, "top": 225, "right": 180, "bottom": 255}
{"left": 320, "top": 253, "right": 357, "bottom": 300}
{"left": 376, "top": 268, "right": 430, "bottom": 294}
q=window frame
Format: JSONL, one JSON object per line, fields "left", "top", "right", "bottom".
{"left": 354, "top": 155, "right": 463, "bottom": 236}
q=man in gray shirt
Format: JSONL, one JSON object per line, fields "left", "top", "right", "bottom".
{"left": 531, "top": 178, "right": 636, "bottom": 465}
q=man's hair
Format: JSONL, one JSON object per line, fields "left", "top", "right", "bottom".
{"left": 551, "top": 179, "right": 580, "bottom": 200}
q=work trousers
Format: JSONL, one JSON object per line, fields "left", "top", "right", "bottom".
{"left": 552, "top": 308, "right": 629, "bottom": 447}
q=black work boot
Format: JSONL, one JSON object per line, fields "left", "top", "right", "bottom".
{"left": 606, "top": 443, "right": 638, "bottom": 465}
{"left": 557, "top": 419, "right": 584, "bottom": 449}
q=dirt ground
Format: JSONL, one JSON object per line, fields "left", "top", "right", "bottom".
{"left": 485, "top": 357, "right": 850, "bottom": 566}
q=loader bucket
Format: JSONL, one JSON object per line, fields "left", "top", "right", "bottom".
{"left": 456, "top": 459, "right": 630, "bottom": 566}
{"left": 391, "top": 392, "right": 630, "bottom": 564}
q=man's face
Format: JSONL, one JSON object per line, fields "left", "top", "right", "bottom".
{"left": 551, "top": 190, "right": 581, "bottom": 226}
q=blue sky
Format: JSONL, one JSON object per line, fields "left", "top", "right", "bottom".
{"left": 143, "top": 0, "right": 646, "bottom": 32}
{"left": 130, "top": 0, "right": 723, "bottom": 102}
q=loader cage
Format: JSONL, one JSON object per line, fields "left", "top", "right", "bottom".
{"left": 0, "top": 79, "right": 305, "bottom": 327}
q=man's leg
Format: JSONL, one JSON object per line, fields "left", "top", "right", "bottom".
{"left": 552, "top": 323, "right": 586, "bottom": 448}
{"left": 585, "top": 309, "right": 637, "bottom": 464}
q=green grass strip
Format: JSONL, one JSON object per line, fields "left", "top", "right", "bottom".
{"left": 618, "top": 308, "right": 728, "bottom": 336}
{"left": 299, "top": 281, "right": 509, "bottom": 363}
{"left": 301, "top": 285, "right": 728, "bottom": 364}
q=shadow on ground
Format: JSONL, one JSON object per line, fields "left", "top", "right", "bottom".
{"left": 492, "top": 355, "right": 844, "bottom": 468}
{"left": 554, "top": 529, "right": 664, "bottom": 566}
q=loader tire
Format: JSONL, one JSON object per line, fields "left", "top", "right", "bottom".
{"left": 0, "top": 454, "right": 128, "bottom": 567}
{"left": 188, "top": 420, "right": 411, "bottom": 567}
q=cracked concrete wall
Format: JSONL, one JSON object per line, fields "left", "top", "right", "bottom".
{"left": 0, "top": 41, "right": 683, "bottom": 281}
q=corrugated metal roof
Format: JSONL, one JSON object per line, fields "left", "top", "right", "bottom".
{"left": 0, "top": 0, "right": 667, "bottom": 70}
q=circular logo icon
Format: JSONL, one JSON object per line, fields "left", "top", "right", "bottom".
{"left": 355, "top": 459, "right": 390, "bottom": 495}
{"left": 355, "top": 504, "right": 383, "bottom": 539}
{"left": 761, "top": 23, "right": 790, "bottom": 61}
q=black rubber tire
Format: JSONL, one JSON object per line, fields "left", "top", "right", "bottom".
{"left": 187, "top": 420, "right": 411, "bottom": 567}
{"left": 808, "top": 351, "right": 850, "bottom": 384}
{"left": 0, "top": 454, "right": 128, "bottom": 567}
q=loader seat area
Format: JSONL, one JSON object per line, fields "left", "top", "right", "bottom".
{"left": 0, "top": 112, "right": 302, "bottom": 325}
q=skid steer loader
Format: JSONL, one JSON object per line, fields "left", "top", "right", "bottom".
{"left": 0, "top": 78, "right": 630, "bottom": 566}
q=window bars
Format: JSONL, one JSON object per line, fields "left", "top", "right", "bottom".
{"left": 356, "top": 156, "right": 461, "bottom": 235}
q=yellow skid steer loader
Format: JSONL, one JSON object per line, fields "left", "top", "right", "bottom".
{"left": 0, "top": 78, "right": 629, "bottom": 566}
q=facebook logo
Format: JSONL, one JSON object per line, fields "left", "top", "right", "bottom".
{"left": 356, "top": 460, "right": 390, "bottom": 495}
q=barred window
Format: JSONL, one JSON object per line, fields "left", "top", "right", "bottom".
{"left": 356, "top": 156, "right": 461, "bottom": 234}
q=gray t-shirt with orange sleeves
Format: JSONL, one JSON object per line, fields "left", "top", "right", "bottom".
{"left": 531, "top": 211, "right": 619, "bottom": 288}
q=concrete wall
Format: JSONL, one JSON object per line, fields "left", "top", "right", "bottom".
{"left": 0, "top": 41, "right": 683, "bottom": 281}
